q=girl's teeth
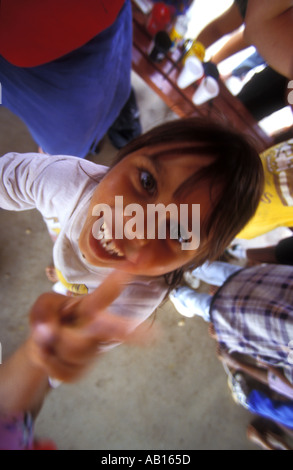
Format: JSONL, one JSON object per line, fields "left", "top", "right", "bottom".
{"left": 104, "top": 226, "right": 112, "bottom": 240}
{"left": 103, "top": 241, "right": 124, "bottom": 257}
{"left": 107, "top": 241, "right": 116, "bottom": 251}
{"left": 98, "top": 222, "right": 124, "bottom": 257}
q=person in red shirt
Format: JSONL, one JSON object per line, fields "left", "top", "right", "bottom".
{"left": 0, "top": 0, "right": 126, "bottom": 67}
{"left": 0, "top": 0, "right": 139, "bottom": 157}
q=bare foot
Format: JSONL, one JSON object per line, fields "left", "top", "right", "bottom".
{"left": 209, "top": 285, "right": 219, "bottom": 295}
{"left": 208, "top": 323, "right": 218, "bottom": 340}
{"left": 46, "top": 265, "right": 58, "bottom": 283}
{"left": 217, "top": 346, "right": 242, "bottom": 371}
{"left": 38, "top": 147, "right": 50, "bottom": 155}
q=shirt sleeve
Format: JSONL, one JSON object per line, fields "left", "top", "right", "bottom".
{"left": 0, "top": 151, "right": 109, "bottom": 241}
{"left": 0, "top": 152, "right": 56, "bottom": 211}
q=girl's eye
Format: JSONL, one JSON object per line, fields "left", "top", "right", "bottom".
{"left": 170, "top": 223, "right": 191, "bottom": 245}
{"left": 178, "top": 226, "right": 190, "bottom": 245}
{"left": 140, "top": 170, "right": 157, "bottom": 194}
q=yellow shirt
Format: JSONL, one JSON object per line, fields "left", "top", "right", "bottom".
{"left": 237, "top": 140, "right": 293, "bottom": 239}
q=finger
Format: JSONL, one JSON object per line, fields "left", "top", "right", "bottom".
{"left": 31, "top": 322, "right": 59, "bottom": 356}
{"left": 31, "top": 316, "right": 98, "bottom": 361}
{"left": 31, "top": 312, "right": 123, "bottom": 364}
{"left": 40, "top": 312, "right": 158, "bottom": 365}
{"left": 61, "top": 269, "right": 133, "bottom": 323}
{"left": 30, "top": 322, "right": 100, "bottom": 381}
{"left": 30, "top": 292, "right": 67, "bottom": 325}
{"left": 32, "top": 343, "right": 94, "bottom": 383}
{"left": 28, "top": 327, "right": 73, "bottom": 381}
{"left": 83, "top": 269, "right": 133, "bottom": 312}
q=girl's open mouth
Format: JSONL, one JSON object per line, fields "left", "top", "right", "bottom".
{"left": 90, "top": 220, "right": 125, "bottom": 260}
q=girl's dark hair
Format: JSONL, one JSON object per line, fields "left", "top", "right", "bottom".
{"left": 112, "top": 117, "right": 264, "bottom": 286}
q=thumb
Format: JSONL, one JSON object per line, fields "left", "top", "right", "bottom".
{"left": 31, "top": 322, "right": 58, "bottom": 355}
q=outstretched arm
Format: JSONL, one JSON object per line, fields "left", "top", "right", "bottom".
{"left": 0, "top": 270, "right": 152, "bottom": 417}
{"left": 211, "top": 29, "right": 249, "bottom": 65}
{"left": 244, "top": 0, "right": 293, "bottom": 78}
{"left": 196, "top": 2, "right": 243, "bottom": 49}
{"left": 0, "top": 340, "right": 49, "bottom": 417}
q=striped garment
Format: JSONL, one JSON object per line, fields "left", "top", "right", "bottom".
{"left": 210, "top": 264, "right": 293, "bottom": 384}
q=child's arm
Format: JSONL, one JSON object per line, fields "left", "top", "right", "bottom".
{"left": 210, "top": 29, "right": 250, "bottom": 66}
{"left": 195, "top": 2, "right": 243, "bottom": 49}
{"left": 29, "top": 270, "right": 152, "bottom": 382}
{"left": 0, "top": 339, "right": 49, "bottom": 416}
{"left": 0, "top": 152, "right": 91, "bottom": 214}
{"left": 0, "top": 270, "right": 150, "bottom": 415}
{"left": 0, "top": 152, "right": 45, "bottom": 211}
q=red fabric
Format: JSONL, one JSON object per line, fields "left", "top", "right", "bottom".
{"left": 32, "top": 440, "right": 58, "bottom": 450}
{"left": 0, "top": 0, "right": 125, "bottom": 67}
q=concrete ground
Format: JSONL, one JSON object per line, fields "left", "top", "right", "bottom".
{"left": 1, "top": 72, "right": 291, "bottom": 450}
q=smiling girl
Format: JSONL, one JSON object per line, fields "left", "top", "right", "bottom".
{"left": 1, "top": 114, "right": 264, "bottom": 345}
{"left": 0, "top": 118, "right": 263, "bottom": 448}
{"left": 0, "top": 117, "right": 263, "bottom": 448}
{"left": 0, "top": 115, "right": 264, "bottom": 356}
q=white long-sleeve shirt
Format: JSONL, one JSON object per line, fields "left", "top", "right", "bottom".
{"left": 0, "top": 152, "right": 168, "bottom": 325}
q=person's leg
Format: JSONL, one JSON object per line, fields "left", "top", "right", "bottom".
{"left": 228, "top": 236, "right": 293, "bottom": 266}
{"left": 107, "top": 87, "right": 142, "bottom": 149}
{"left": 169, "top": 287, "right": 212, "bottom": 320}
{"left": 244, "top": 245, "right": 277, "bottom": 263}
{"left": 237, "top": 66, "right": 287, "bottom": 121}
{"left": 190, "top": 261, "right": 242, "bottom": 286}
{"left": 0, "top": 0, "right": 132, "bottom": 157}
{"left": 230, "top": 372, "right": 293, "bottom": 430}
{"left": 275, "top": 236, "right": 293, "bottom": 266}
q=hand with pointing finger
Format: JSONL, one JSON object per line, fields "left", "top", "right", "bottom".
{"left": 27, "top": 270, "right": 153, "bottom": 382}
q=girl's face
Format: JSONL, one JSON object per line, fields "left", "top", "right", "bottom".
{"left": 78, "top": 143, "right": 216, "bottom": 276}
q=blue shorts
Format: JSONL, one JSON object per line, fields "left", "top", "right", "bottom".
{"left": 0, "top": 0, "right": 132, "bottom": 157}
{"left": 249, "top": 390, "right": 293, "bottom": 430}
